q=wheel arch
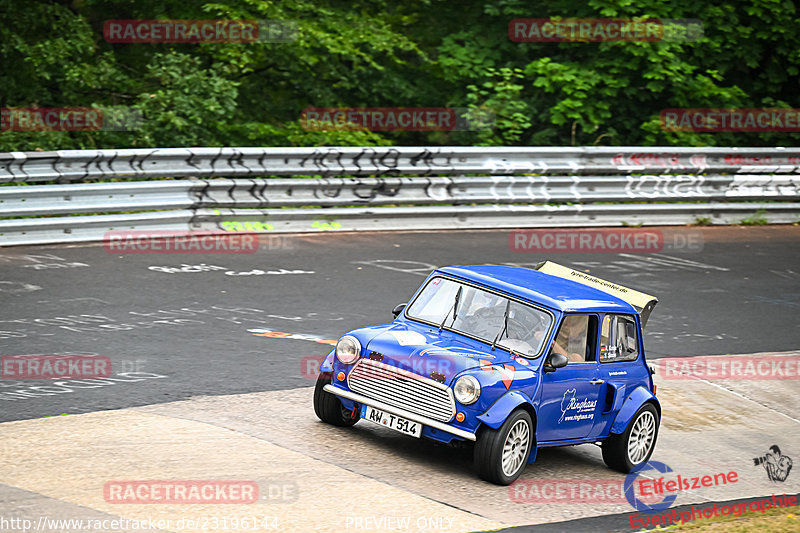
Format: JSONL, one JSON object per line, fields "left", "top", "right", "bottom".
{"left": 476, "top": 391, "right": 539, "bottom": 464}
{"left": 609, "top": 386, "right": 661, "bottom": 435}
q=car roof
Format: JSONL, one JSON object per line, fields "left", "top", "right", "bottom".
{"left": 435, "top": 265, "right": 638, "bottom": 315}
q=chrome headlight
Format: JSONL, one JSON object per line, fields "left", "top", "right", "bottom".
{"left": 335, "top": 335, "right": 361, "bottom": 365}
{"left": 454, "top": 375, "right": 481, "bottom": 405}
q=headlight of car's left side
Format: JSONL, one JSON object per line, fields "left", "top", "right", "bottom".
{"left": 335, "top": 335, "right": 361, "bottom": 365}
{"left": 454, "top": 375, "right": 481, "bottom": 405}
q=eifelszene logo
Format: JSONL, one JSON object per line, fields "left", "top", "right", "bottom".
{"left": 625, "top": 461, "right": 677, "bottom": 512}
{"left": 624, "top": 461, "right": 740, "bottom": 513}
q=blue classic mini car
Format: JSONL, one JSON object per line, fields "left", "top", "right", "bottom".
{"left": 313, "top": 261, "right": 660, "bottom": 485}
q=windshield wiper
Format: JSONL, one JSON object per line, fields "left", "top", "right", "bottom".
{"left": 491, "top": 299, "right": 511, "bottom": 350}
{"left": 439, "top": 285, "right": 463, "bottom": 332}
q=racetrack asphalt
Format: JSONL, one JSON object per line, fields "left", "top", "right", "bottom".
{"left": 1, "top": 225, "right": 799, "bottom": 532}
{"left": 0, "top": 225, "right": 798, "bottom": 422}
{"left": 1, "top": 357, "right": 798, "bottom": 531}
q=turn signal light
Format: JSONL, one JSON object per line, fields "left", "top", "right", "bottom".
{"left": 336, "top": 371, "right": 346, "bottom": 381}
{"left": 456, "top": 412, "right": 465, "bottom": 422}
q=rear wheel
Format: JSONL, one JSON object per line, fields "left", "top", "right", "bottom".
{"left": 474, "top": 409, "right": 532, "bottom": 485}
{"left": 602, "top": 403, "right": 659, "bottom": 473}
{"left": 313, "top": 372, "right": 359, "bottom": 427}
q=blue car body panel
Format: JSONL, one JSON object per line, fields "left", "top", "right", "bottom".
{"left": 610, "top": 386, "right": 661, "bottom": 434}
{"left": 323, "top": 264, "right": 659, "bottom": 464}
{"left": 320, "top": 351, "right": 335, "bottom": 373}
{"left": 476, "top": 390, "right": 537, "bottom": 430}
{"left": 436, "top": 265, "right": 638, "bottom": 314}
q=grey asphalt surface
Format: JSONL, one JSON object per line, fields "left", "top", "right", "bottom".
{"left": 1, "top": 225, "right": 798, "bottom": 423}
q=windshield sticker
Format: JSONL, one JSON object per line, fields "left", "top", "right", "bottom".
{"left": 559, "top": 388, "right": 598, "bottom": 423}
{"left": 390, "top": 330, "right": 428, "bottom": 346}
{"left": 479, "top": 358, "right": 515, "bottom": 389}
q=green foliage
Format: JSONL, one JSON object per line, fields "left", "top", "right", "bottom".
{"left": 690, "top": 216, "right": 713, "bottom": 226}
{"left": 1, "top": 0, "right": 799, "bottom": 149}
{"left": 739, "top": 209, "right": 769, "bottom": 225}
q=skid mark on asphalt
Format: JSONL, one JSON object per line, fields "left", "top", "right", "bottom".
{"left": 745, "top": 294, "right": 800, "bottom": 308}
{"left": 770, "top": 269, "right": 800, "bottom": 280}
{"left": 353, "top": 259, "right": 437, "bottom": 276}
{"left": 616, "top": 253, "right": 731, "bottom": 272}
{"left": 40, "top": 297, "right": 112, "bottom": 305}
{"left": 698, "top": 379, "right": 800, "bottom": 425}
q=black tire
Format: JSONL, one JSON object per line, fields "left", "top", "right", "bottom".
{"left": 474, "top": 409, "right": 533, "bottom": 485}
{"left": 602, "top": 402, "right": 659, "bottom": 473}
{"left": 313, "top": 372, "right": 359, "bottom": 427}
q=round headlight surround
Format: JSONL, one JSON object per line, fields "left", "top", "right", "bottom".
{"left": 454, "top": 375, "right": 481, "bottom": 405}
{"left": 335, "top": 335, "right": 361, "bottom": 365}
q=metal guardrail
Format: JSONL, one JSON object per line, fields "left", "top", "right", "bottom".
{"left": 3, "top": 146, "right": 800, "bottom": 183}
{"left": 1, "top": 146, "right": 799, "bottom": 246}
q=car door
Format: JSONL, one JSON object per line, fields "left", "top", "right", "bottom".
{"left": 538, "top": 314, "right": 605, "bottom": 442}
{"left": 589, "top": 313, "right": 648, "bottom": 438}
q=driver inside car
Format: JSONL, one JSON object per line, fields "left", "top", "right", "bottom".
{"left": 552, "top": 315, "right": 589, "bottom": 363}
{"left": 451, "top": 289, "right": 548, "bottom": 357}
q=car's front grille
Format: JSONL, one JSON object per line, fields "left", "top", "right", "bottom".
{"left": 347, "top": 359, "right": 456, "bottom": 423}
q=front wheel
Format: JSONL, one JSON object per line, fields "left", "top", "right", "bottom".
{"left": 474, "top": 409, "right": 533, "bottom": 485}
{"left": 602, "top": 403, "right": 659, "bottom": 473}
{"left": 313, "top": 372, "right": 359, "bottom": 427}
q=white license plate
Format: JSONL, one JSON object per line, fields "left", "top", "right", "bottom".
{"left": 360, "top": 405, "right": 422, "bottom": 438}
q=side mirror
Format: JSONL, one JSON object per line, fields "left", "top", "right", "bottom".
{"left": 392, "top": 303, "right": 407, "bottom": 318}
{"left": 543, "top": 351, "right": 568, "bottom": 373}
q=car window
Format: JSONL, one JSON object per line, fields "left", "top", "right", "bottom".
{"left": 552, "top": 314, "right": 596, "bottom": 364}
{"left": 600, "top": 314, "right": 640, "bottom": 362}
{"left": 405, "top": 277, "right": 461, "bottom": 322}
{"left": 405, "top": 276, "right": 552, "bottom": 356}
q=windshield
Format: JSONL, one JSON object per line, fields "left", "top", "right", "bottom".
{"left": 405, "top": 276, "right": 552, "bottom": 357}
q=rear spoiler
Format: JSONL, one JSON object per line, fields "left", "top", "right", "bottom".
{"left": 534, "top": 261, "right": 658, "bottom": 327}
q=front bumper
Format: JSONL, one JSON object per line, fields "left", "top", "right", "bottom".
{"left": 323, "top": 384, "right": 476, "bottom": 442}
